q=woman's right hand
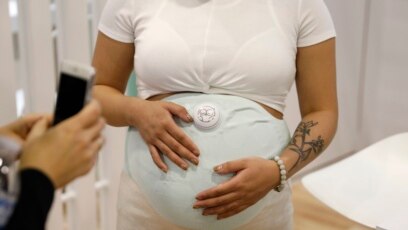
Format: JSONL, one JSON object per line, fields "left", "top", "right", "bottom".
{"left": 130, "top": 100, "right": 200, "bottom": 172}
{"left": 92, "top": 32, "right": 199, "bottom": 172}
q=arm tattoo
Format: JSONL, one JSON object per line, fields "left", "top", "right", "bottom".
{"left": 288, "top": 120, "right": 325, "bottom": 168}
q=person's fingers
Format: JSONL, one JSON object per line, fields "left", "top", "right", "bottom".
{"left": 155, "top": 139, "right": 189, "bottom": 170}
{"left": 163, "top": 102, "right": 193, "bottom": 123}
{"left": 17, "top": 114, "right": 44, "bottom": 124}
{"left": 202, "top": 200, "right": 241, "bottom": 216}
{"left": 65, "top": 100, "right": 101, "bottom": 129}
{"left": 193, "top": 161, "right": 248, "bottom": 200}
{"left": 193, "top": 192, "right": 239, "bottom": 209}
{"left": 83, "top": 136, "right": 105, "bottom": 171}
{"left": 90, "top": 137, "right": 104, "bottom": 163}
{"left": 213, "top": 159, "right": 248, "bottom": 175}
{"left": 58, "top": 135, "right": 103, "bottom": 188}
{"left": 148, "top": 145, "right": 168, "bottom": 173}
{"left": 9, "top": 114, "right": 46, "bottom": 137}
{"left": 166, "top": 123, "right": 200, "bottom": 156}
{"left": 195, "top": 178, "right": 240, "bottom": 200}
{"left": 217, "top": 205, "right": 247, "bottom": 220}
{"left": 82, "top": 118, "right": 106, "bottom": 142}
{"left": 160, "top": 132, "right": 199, "bottom": 165}
{"left": 87, "top": 136, "right": 105, "bottom": 153}
{"left": 26, "top": 118, "right": 49, "bottom": 141}
{"left": 43, "top": 114, "right": 54, "bottom": 125}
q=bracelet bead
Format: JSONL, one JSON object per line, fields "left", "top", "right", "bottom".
{"left": 279, "top": 165, "right": 285, "bottom": 169}
{"left": 272, "top": 155, "right": 287, "bottom": 192}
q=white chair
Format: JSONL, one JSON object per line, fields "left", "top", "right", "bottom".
{"left": 302, "top": 133, "right": 408, "bottom": 230}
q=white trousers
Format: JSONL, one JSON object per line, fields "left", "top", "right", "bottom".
{"left": 117, "top": 171, "right": 293, "bottom": 230}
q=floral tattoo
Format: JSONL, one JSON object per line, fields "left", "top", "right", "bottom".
{"left": 289, "top": 120, "right": 325, "bottom": 168}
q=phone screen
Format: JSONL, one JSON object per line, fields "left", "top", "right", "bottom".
{"left": 53, "top": 72, "right": 88, "bottom": 125}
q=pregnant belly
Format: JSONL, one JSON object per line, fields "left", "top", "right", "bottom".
{"left": 125, "top": 93, "right": 290, "bottom": 230}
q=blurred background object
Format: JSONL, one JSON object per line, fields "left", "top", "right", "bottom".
{"left": 302, "top": 133, "right": 408, "bottom": 230}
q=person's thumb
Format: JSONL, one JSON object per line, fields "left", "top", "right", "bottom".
{"left": 64, "top": 100, "right": 101, "bottom": 129}
{"left": 26, "top": 118, "right": 49, "bottom": 141}
{"left": 213, "top": 160, "right": 247, "bottom": 175}
{"left": 7, "top": 114, "right": 44, "bottom": 137}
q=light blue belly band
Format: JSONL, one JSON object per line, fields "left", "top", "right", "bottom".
{"left": 125, "top": 93, "right": 291, "bottom": 229}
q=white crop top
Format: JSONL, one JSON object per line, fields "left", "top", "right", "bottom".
{"left": 99, "top": 0, "right": 336, "bottom": 112}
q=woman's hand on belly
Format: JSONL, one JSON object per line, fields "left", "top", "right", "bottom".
{"left": 193, "top": 157, "right": 280, "bottom": 220}
{"left": 131, "top": 99, "right": 200, "bottom": 172}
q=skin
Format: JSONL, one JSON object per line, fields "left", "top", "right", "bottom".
{"left": 0, "top": 101, "right": 106, "bottom": 188}
{"left": 92, "top": 32, "right": 200, "bottom": 172}
{"left": 92, "top": 31, "right": 337, "bottom": 219}
{"left": 194, "top": 39, "right": 338, "bottom": 219}
{"left": 0, "top": 114, "right": 45, "bottom": 145}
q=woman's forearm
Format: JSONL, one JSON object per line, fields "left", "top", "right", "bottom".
{"left": 280, "top": 110, "right": 338, "bottom": 178}
{"left": 93, "top": 85, "right": 142, "bottom": 127}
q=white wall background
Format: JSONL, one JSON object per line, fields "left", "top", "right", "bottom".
{"left": 0, "top": 0, "right": 407, "bottom": 228}
{"left": 286, "top": 0, "right": 408, "bottom": 177}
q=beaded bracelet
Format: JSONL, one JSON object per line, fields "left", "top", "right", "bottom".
{"left": 272, "top": 156, "right": 287, "bottom": 192}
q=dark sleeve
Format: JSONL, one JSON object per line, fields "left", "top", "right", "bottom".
{"left": 5, "top": 169, "right": 55, "bottom": 230}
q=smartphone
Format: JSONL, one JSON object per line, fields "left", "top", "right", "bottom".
{"left": 52, "top": 60, "right": 95, "bottom": 126}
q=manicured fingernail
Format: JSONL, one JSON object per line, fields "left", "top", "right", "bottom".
{"left": 214, "top": 165, "right": 222, "bottom": 172}
{"left": 192, "top": 158, "right": 199, "bottom": 165}
{"left": 193, "top": 204, "right": 199, "bottom": 209}
{"left": 182, "top": 164, "right": 188, "bottom": 170}
{"left": 186, "top": 113, "right": 193, "bottom": 122}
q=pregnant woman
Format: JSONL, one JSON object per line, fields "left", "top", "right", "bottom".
{"left": 93, "top": 0, "right": 338, "bottom": 229}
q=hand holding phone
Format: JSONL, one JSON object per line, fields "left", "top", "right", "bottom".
{"left": 53, "top": 60, "right": 95, "bottom": 126}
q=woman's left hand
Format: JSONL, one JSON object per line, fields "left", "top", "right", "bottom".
{"left": 193, "top": 157, "right": 281, "bottom": 220}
